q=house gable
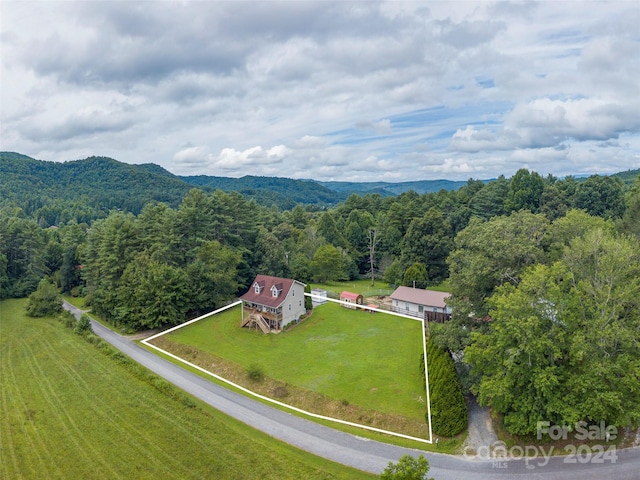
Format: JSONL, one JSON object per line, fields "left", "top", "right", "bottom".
{"left": 240, "top": 274, "right": 303, "bottom": 309}
{"left": 254, "top": 280, "right": 265, "bottom": 294}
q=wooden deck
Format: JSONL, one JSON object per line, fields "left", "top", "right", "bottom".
{"left": 389, "top": 306, "right": 451, "bottom": 323}
{"left": 241, "top": 307, "right": 283, "bottom": 333}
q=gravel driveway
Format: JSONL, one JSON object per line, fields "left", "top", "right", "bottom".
{"left": 462, "top": 396, "right": 498, "bottom": 455}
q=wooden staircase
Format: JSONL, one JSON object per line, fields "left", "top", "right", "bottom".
{"left": 241, "top": 313, "right": 271, "bottom": 334}
{"left": 253, "top": 314, "right": 270, "bottom": 334}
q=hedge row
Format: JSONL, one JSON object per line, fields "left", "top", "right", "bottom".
{"left": 422, "top": 339, "right": 468, "bottom": 437}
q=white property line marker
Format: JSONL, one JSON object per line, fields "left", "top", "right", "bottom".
{"left": 142, "top": 294, "right": 433, "bottom": 445}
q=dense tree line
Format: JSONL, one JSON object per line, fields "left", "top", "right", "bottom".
{"left": 3, "top": 168, "right": 638, "bottom": 311}
{"left": 2, "top": 160, "right": 639, "bottom": 436}
{"left": 464, "top": 226, "right": 640, "bottom": 435}
{"left": 435, "top": 205, "right": 640, "bottom": 435}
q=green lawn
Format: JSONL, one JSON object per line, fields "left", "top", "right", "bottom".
{"left": 311, "top": 278, "right": 394, "bottom": 296}
{"left": 62, "top": 294, "right": 87, "bottom": 310}
{"left": 0, "top": 299, "right": 373, "bottom": 480}
{"left": 165, "top": 302, "right": 425, "bottom": 419}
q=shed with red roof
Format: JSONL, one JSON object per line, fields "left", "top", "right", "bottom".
{"left": 340, "top": 291, "right": 363, "bottom": 309}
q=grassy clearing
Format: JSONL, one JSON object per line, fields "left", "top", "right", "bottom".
{"left": 0, "top": 299, "right": 374, "bottom": 480}
{"left": 61, "top": 295, "right": 87, "bottom": 310}
{"left": 157, "top": 302, "right": 428, "bottom": 437}
{"left": 311, "top": 279, "right": 394, "bottom": 296}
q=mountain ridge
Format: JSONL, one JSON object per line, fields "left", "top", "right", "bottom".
{"left": 2, "top": 152, "right": 638, "bottom": 214}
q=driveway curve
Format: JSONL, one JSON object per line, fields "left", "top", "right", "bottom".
{"left": 64, "top": 303, "right": 640, "bottom": 479}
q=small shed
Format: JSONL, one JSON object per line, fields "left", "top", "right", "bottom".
{"left": 311, "top": 288, "right": 328, "bottom": 307}
{"left": 340, "top": 291, "right": 363, "bottom": 309}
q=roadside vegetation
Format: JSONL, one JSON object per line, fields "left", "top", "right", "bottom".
{"left": 0, "top": 299, "right": 374, "bottom": 480}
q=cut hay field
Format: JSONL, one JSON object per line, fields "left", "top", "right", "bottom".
{"left": 157, "top": 302, "right": 427, "bottom": 434}
{"left": 0, "top": 299, "right": 373, "bottom": 480}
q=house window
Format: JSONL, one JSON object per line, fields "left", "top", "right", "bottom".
{"left": 288, "top": 304, "right": 291, "bottom": 310}
{"left": 299, "top": 300, "right": 302, "bottom": 306}
{"left": 254, "top": 283, "right": 260, "bottom": 294}
{"left": 394, "top": 300, "right": 398, "bottom": 307}
{"left": 292, "top": 289, "right": 295, "bottom": 296}
{"left": 271, "top": 286, "right": 278, "bottom": 297}
{"left": 418, "top": 305, "right": 424, "bottom": 313}
{"left": 405, "top": 302, "right": 410, "bottom": 310}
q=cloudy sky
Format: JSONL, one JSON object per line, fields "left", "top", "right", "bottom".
{"left": 2, "top": 1, "right": 639, "bottom": 182}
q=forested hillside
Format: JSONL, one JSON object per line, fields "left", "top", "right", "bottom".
{"left": 182, "top": 175, "right": 344, "bottom": 209}
{"left": 0, "top": 152, "right": 195, "bottom": 223}
{"left": 2, "top": 151, "right": 639, "bottom": 438}
{"left": 0, "top": 152, "right": 501, "bottom": 216}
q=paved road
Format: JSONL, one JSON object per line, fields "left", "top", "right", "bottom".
{"left": 65, "top": 303, "right": 640, "bottom": 479}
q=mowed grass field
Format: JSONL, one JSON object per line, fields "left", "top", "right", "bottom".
{"left": 0, "top": 299, "right": 373, "bottom": 480}
{"left": 166, "top": 301, "right": 426, "bottom": 419}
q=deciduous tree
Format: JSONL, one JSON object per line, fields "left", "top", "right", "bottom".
{"left": 574, "top": 175, "right": 625, "bottom": 220}
{"left": 466, "top": 229, "right": 640, "bottom": 435}
{"left": 311, "top": 244, "right": 344, "bottom": 282}
{"left": 25, "top": 278, "right": 62, "bottom": 317}
{"left": 400, "top": 207, "right": 453, "bottom": 283}
{"left": 447, "top": 211, "right": 549, "bottom": 319}
{"left": 381, "top": 454, "right": 433, "bottom": 480}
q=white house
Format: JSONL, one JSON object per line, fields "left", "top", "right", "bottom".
{"left": 240, "top": 274, "right": 307, "bottom": 332}
{"left": 390, "top": 286, "right": 452, "bottom": 321}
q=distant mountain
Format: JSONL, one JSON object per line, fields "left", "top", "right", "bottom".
{"left": 611, "top": 168, "right": 640, "bottom": 186}
{"left": 2, "top": 152, "right": 637, "bottom": 221}
{"left": 180, "top": 175, "right": 344, "bottom": 209}
{"left": 317, "top": 179, "right": 474, "bottom": 196}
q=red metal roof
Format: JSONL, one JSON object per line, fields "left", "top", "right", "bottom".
{"left": 340, "top": 291, "right": 362, "bottom": 301}
{"left": 240, "top": 275, "right": 298, "bottom": 308}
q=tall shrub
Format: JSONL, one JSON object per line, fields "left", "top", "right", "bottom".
{"left": 424, "top": 339, "right": 468, "bottom": 436}
{"left": 25, "top": 278, "right": 62, "bottom": 317}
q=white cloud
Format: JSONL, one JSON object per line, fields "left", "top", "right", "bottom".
{"left": 425, "top": 158, "right": 483, "bottom": 175}
{"left": 1, "top": 1, "right": 639, "bottom": 182}
{"left": 173, "top": 145, "right": 211, "bottom": 166}
{"left": 449, "top": 125, "right": 520, "bottom": 152}
{"left": 450, "top": 97, "right": 640, "bottom": 154}
{"left": 509, "top": 98, "right": 640, "bottom": 147}
{"left": 210, "top": 145, "right": 290, "bottom": 172}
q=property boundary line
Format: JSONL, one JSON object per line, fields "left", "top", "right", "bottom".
{"left": 142, "top": 294, "right": 433, "bottom": 445}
